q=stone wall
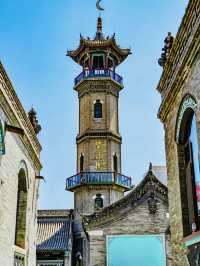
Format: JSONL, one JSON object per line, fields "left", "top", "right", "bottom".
{"left": 74, "top": 185, "right": 124, "bottom": 215}
{"left": 161, "top": 55, "right": 200, "bottom": 266}
{"left": 157, "top": 1, "right": 200, "bottom": 264}
{"left": 77, "top": 80, "right": 121, "bottom": 136}
{"left": 76, "top": 80, "right": 122, "bottom": 173}
{"left": 77, "top": 138, "right": 121, "bottom": 172}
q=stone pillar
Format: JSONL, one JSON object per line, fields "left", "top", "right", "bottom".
{"left": 64, "top": 250, "right": 71, "bottom": 266}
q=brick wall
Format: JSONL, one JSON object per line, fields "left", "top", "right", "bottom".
{"left": 86, "top": 200, "right": 171, "bottom": 266}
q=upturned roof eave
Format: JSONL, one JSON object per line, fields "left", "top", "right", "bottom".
{"left": 82, "top": 171, "right": 168, "bottom": 229}
{"left": 67, "top": 37, "right": 131, "bottom": 63}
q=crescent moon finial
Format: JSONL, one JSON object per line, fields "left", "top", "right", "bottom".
{"left": 96, "top": 0, "right": 105, "bottom": 11}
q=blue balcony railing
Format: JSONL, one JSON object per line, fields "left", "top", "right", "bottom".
{"left": 66, "top": 172, "right": 131, "bottom": 190}
{"left": 74, "top": 69, "right": 123, "bottom": 86}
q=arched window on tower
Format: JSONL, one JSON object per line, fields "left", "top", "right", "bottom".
{"left": 15, "top": 168, "right": 28, "bottom": 248}
{"left": 94, "top": 194, "right": 103, "bottom": 210}
{"left": 80, "top": 153, "right": 84, "bottom": 172}
{"left": 94, "top": 100, "right": 102, "bottom": 119}
{"left": 113, "top": 153, "right": 118, "bottom": 173}
{"left": 176, "top": 96, "right": 200, "bottom": 237}
{"left": 0, "top": 120, "right": 5, "bottom": 156}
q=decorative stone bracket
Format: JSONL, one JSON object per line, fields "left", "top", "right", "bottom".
{"left": 5, "top": 122, "right": 24, "bottom": 136}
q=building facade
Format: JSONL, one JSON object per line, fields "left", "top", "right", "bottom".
{"left": 157, "top": 1, "right": 200, "bottom": 265}
{"left": 0, "top": 61, "right": 42, "bottom": 266}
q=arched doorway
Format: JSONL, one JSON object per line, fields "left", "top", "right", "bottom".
{"left": 176, "top": 95, "right": 200, "bottom": 236}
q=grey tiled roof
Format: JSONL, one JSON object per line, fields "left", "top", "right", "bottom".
{"left": 37, "top": 210, "right": 71, "bottom": 251}
{"left": 83, "top": 167, "right": 168, "bottom": 228}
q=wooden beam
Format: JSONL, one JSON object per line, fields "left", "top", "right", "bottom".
{"left": 36, "top": 175, "right": 45, "bottom": 180}
{"left": 5, "top": 123, "right": 24, "bottom": 136}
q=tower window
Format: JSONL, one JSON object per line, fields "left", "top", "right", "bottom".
{"left": 15, "top": 168, "right": 28, "bottom": 248}
{"left": 92, "top": 55, "right": 104, "bottom": 69}
{"left": 0, "top": 120, "right": 5, "bottom": 156}
{"left": 113, "top": 153, "right": 118, "bottom": 173}
{"left": 80, "top": 153, "right": 84, "bottom": 172}
{"left": 95, "top": 194, "right": 103, "bottom": 210}
{"left": 176, "top": 97, "right": 200, "bottom": 237}
{"left": 94, "top": 100, "right": 102, "bottom": 119}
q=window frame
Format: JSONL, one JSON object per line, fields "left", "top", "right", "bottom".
{"left": 92, "top": 53, "right": 105, "bottom": 69}
{"left": 15, "top": 168, "right": 28, "bottom": 249}
{"left": 113, "top": 153, "right": 118, "bottom": 173}
{"left": 80, "top": 153, "right": 84, "bottom": 172}
{"left": 94, "top": 194, "right": 104, "bottom": 210}
{"left": 94, "top": 100, "right": 103, "bottom": 119}
{"left": 0, "top": 119, "right": 5, "bottom": 155}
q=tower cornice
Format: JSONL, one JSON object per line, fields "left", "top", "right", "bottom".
{"left": 74, "top": 79, "right": 123, "bottom": 98}
{"left": 76, "top": 130, "right": 122, "bottom": 144}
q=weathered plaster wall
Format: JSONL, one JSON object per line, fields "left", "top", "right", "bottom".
{"left": 0, "top": 79, "right": 41, "bottom": 265}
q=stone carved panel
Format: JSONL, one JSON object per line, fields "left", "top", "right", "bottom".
{"left": 176, "top": 95, "right": 197, "bottom": 142}
{"left": 95, "top": 140, "right": 107, "bottom": 171}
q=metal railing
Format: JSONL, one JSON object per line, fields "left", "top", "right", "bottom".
{"left": 74, "top": 69, "right": 123, "bottom": 86}
{"left": 66, "top": 172, "right": 131, "bottom": 190}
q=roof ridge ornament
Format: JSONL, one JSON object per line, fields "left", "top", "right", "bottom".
{"left": 95, "top": 16, "right": 104, "bottom": 40}
{"left": 96, "top": 0, "right": 105, "bottom": 11}
{"left": 149, "top": 162, "right": 153, "bottom": 173}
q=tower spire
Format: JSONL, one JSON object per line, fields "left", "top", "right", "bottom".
{"left": 97, "top": 16, "right": 102, "bottom": 32}
{"left": 95, "top": 16, "right": 104, "bottom": 40}
{"left": 95, "top": 0, "right": 104, "bottom": 40}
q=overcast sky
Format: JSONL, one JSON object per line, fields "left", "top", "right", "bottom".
{"left": 0, "top": 0, "right": 188, "bottom": 209}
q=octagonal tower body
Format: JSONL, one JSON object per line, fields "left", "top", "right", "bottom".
{"left": 66, "top": 17, "right": 132, "bottom": 215}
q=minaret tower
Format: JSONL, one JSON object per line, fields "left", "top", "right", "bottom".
{"left": 66, "top": 15, "right": 132, "bottom": 215}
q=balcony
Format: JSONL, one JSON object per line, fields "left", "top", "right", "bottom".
{"left": 74, "top": 69, "right": 123, "bottom": 86}
{"left": 66, "top": 172, "right": 132, "bottom": 191}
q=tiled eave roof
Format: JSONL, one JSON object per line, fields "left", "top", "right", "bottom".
{"left": 37, "top": 210, "right": 72, "bottom": 252}
{"left": 83, "top": 170, "right": 168, "bottom": 230}
{"left": 67, "top": 37, "right": 131, "bottom": 64}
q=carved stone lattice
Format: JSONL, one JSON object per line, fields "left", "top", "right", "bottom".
{"left": 176, "top": 95, "right": 197, "bottom": 142}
